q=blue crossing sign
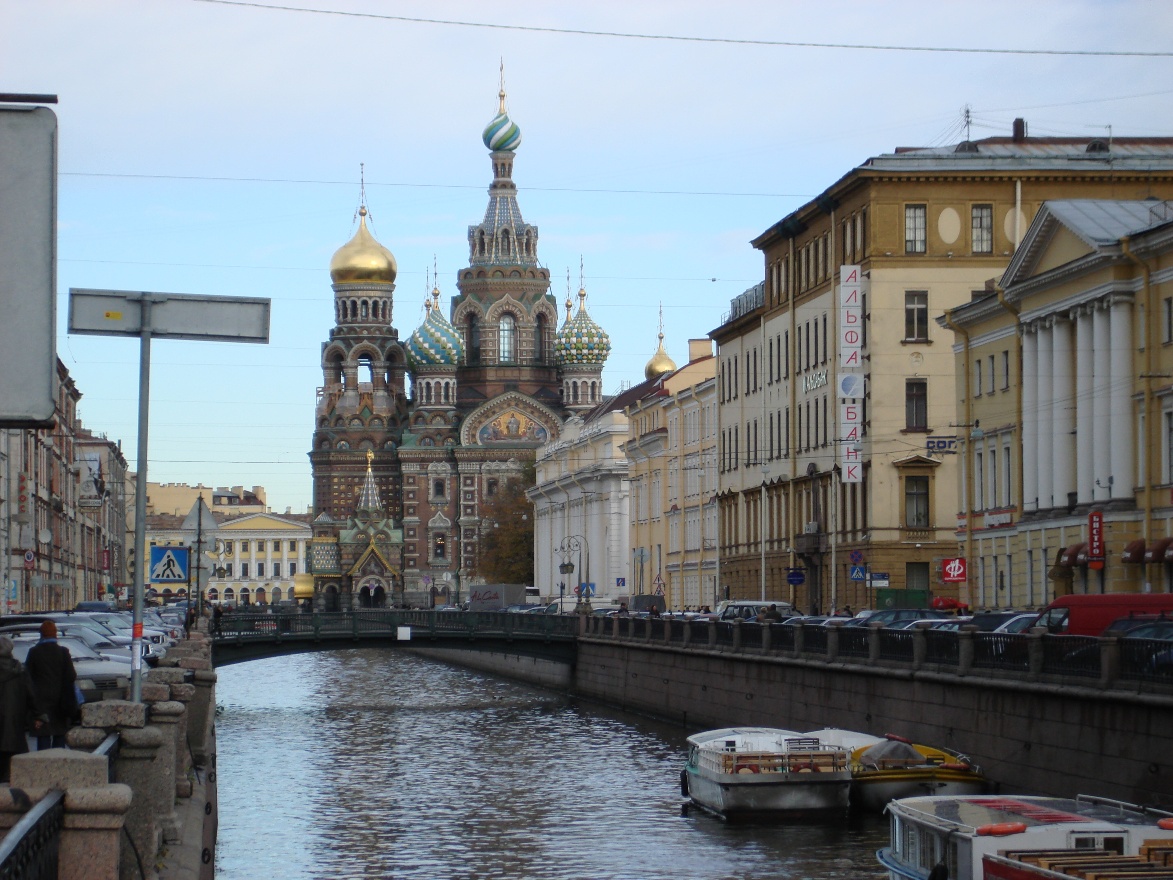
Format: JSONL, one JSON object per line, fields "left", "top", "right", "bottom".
{"left": 849, "top": 565, "right": 866, "bottom": 581}
{"left": 149, "top": 546, "right": 190, "bottom": 583}
{"left": 786, "top": 568, "right": 806, "bottom": 586}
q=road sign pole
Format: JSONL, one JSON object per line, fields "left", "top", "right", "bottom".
{"left": 130, "top": 298, "right": 154, "bottom": 703}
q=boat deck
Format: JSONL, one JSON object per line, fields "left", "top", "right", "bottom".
{"left": 985, "top": 841, "right": 1173, "bottom": 879}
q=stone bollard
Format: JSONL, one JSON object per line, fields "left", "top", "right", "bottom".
{"left": 957, "top": 626, "right": 976, "bottom": 675}
{"left": 732, "top": 620, "right": 742, "bottom": 651}
{"left": 147, "top": 701, "right": 185, "bottom": 843}
{"left": 147, "top": 668, "right": 195, "bottom": 794}
{"left": 71, "top": 700, "right": 170, "bottom": 880}
{"left": 7, "top": 751, "right": 132, "bottom": 880}
{"left": 707, "top": 620, "right": 717, "bottom": 648}
{"left": 762, "top": 622, "right": 772, "bottom": 652}
{"left": 911, "top": 622, "right": 930, "bottom": 668}
{"left": 1099, "top": 633, "right": 1122, "bottom": 687}
{"left": 1027, "top": 627, "right": 1046, "bottom": 680}
{"left": 867, "top": 621, "right": 884, "bottom": 663}
{"left": 826, "top": 619, "right": 843, "bottom": 661}
{"left": 188, "top": 669, "right": 218, "bottom": 767}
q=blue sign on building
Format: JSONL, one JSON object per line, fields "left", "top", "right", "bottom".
{"left": 849, "top": 565, "right": 866, "bottom": 581}
{"left": 786, "top": 568, "right": 805, "bottom": 586}
{"left": 149, "top": 546, "right": 190, "bottom": 583}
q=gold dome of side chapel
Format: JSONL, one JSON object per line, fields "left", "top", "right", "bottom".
{"left": 329, "top": 206, "right": 398, "bottom": 284}
{"left": 644, "top": 332, "right": 677, "bottom": 381}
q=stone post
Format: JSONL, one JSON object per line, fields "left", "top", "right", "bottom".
{"left": 912, "top": 622, "right": 930, "bottom": 669}
{"left": 957, "top": 626, "right": 976, "bottom": 675}
{"left": 732, "top": 620, "right": 742, "bottom": 651}
{"left": 706, "top": 620, "right": 717, "bottom": 648}
{"left": 1027, "top": 627, "right": 1046, "bottom": 680}
{"left": 7, "top": 751, "right": 132, "bottom": 880}
{"left": 762, "top": 622, "right": 772, "bottom": 652}
{"left": 867, "top": 621, "right": 884, "bottom": 663}
{"left": 147, "top": 701, "right": 185, "bottom": 843}
{"left": 188, "top": 669, "right": 217, "bottom": 768}
{"left": 794, "top": 621, "right": 806, "bottom": 656}
{"left": 1099, "top": 633, "right": 1121, "bottom": 688}
{"left": 147, "top": 668, "right": 196, "bottom": 795}
{"left": 826, "top": 620, "right": 843, "bottom": 661}
{"left": 682, "top": 619, "right": 692, "bottom": 648}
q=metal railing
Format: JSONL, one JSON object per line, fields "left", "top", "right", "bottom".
{"left": 0, "top": 792, "right": 64, "bottom": 880}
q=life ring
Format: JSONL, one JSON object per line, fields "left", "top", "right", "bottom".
{"left": 734, "top": 763, "right": 761, "bottom": 774}
{"left": 884, "top": 733, "right": 912, "bottom": 744}
{"left": 976, "top": 822, "right": 1027, "bottom": 836}
{"left": 940, "top": 762, "right": 970, "bottom": 771}
{"left": 1158, "top": 818, "right": 1173, "bottom": 831}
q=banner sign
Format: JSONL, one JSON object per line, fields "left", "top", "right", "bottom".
{"left": 838, "top": 265, "right": 865, "bottom": 483}
{"left": 1088, "top": 510, "right": 1105, "bottom": 570}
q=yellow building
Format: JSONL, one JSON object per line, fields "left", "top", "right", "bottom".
{"left": 712, "top": 123, "right": 1173, "bottom": 614}
{"left": 145, "top": 483, "right": 269, "bottom": 517}
{"left": 146, "top": 511, "right": 311, "bottom": 607}
{"left": 943, "top": 199, "right": 1173, "bottom": 606}
{"left": 624, "top": 339, "right": 718, "bottom": 609}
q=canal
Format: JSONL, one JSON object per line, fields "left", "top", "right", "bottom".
{"left": 214, "top": 648, "right": 888, "bottom": 879}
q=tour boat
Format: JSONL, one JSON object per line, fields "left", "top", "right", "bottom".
{"left": 682, "top": 727, "right": 853, "bottom": 820}
{"left": 851, "top": 733, "right": 988, "bottom": 813}
{"left": 878, "top": 793, "right": 1173, "bottom": 880}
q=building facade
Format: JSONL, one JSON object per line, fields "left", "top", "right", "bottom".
{"left": 624, "top": 339, "right": 718, "bottom": 610}
{"left": 711, "top": 122, "right": 1173, "bottom": 614}
{"left": 308, "top": 87, "right": 611, "bottom": 609}
{"left": 943, "top": 199, "right": 1173, "bottom": 607}
{"left": 1, "top": 361, "right": 130, "bottom": 613}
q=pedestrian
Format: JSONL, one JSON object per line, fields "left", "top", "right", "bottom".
{"left": 0, "top": 636, "right": 35, "bottom": 781}
{"left": 213, "top": 603, "right": 223, "bottom": 635}
{"left": 617, "top": 602, "right": 630, "bottom": 617}
{"left": 25, "top": 621, "right": 78, "bottom": 751}
{"left": 763, "top": 604, "right": 783, "bottom": 622}
{"left": 648, "top": 605, "right": 661, "bottom": 618}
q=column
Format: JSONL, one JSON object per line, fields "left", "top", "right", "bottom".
{"left": 1051, "top": 315, "right": 1075, "bottom": 507}
{"left": 1035, "top": 323, "right": 1054, "bottom": 510}
{"left": 1022, "top": 328, "right": 1038, "bottom": 511}
{"left": 1092, "top": 303, "right": 1112, "bottom": 501}
{"left": 1109, "top": 297, "right": 1135, "bottom": 501}
{"left": 1075, "top": 308, "right": 1095, "bottom": 504}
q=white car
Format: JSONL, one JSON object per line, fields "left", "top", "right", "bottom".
{"left": 9, "top": 633, "right": 130, "bottom": 702}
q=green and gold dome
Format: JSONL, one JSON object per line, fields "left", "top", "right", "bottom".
{"left": 554, "top": 289, "right": 611, "bottom": 368}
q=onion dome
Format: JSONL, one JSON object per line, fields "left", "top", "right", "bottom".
{"left": 482, "top": 83, "right": 522, "bottom": 152}
{"left": 644, "top": 332, "right": 677, "bottom": 380}
{"left": 554, "top": 289, "right": 611, "bottom": 367}
{"left": 329, "top": 207, "right": 398, "bottom": 284}
{"left": 406, "top": 289, "right": 465, "bottom": 368}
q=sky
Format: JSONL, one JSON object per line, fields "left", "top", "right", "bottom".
{"left": 3, "top": 0, "right": 1173, "bottom": 514}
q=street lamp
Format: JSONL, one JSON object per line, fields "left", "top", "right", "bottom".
{"left": 558, "top": 559, "right": 573, "bottom": 610}
{"left": 557, "top": 535, "right": 590, "bottom": 611}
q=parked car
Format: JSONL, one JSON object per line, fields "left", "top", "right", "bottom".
{"left": 714, "top": 600, "right": 795, "bottom": 622}
{"left": 991, "top": 613, "right": 1040, "bottom": 634}
{"left": 0, "top": 621, "right": 151, "bottom": 666}
{"left": 7, "top": 633, "right": 130, "bottom": 702}
{"left": 842, "top": 608, "right": 953, "bottom": 627}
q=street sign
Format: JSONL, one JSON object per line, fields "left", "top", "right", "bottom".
{"left": 616, "top": 577, "right": 626, "bottom": 588}
{"left": 149, "top": 546, "right": 190, "bottom": 583}
{"left": 22, "top": 550, "right": 34, "bottom": 571}
{"left": 580, "top": 582, "right": 595, "bottom": 597}
{"left": 870, "top": 571, "right": 890, "bottom": 587}
{"left": 849, "top": 565, "right": 866, "bottom": 581}
{"left": 786, "top": 568, "right": 805, "bottom": 586}
{"left": 653, "top": 574, "right": 665, "bottom": 587}
{"left": 0, "top": 106, "right": 57, "bottom": 427}
{"left": 849, "top": 550, "right": 863, "bottom": 565}
{"left": 1088, "top": 510, "right": 1105, "bottom": 570}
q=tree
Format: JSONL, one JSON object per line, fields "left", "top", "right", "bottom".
{"left": 474, "top": 464, "right": 535, "bottom": 585}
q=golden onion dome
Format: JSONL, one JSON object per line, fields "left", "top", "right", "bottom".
{"left": 329, "top": 207, "right": 397, "bottom": 284}
{"left": 644, "top": 332, "right": 677, "bottom": 380}
{"left": 292, "top": 572, "right": 316, "bottom": 600}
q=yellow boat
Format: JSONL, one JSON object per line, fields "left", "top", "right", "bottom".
{"left": 851, "top": 734, "right": 987, "bottom": 813}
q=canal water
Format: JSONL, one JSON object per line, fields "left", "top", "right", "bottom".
{"left": 214, "top": 649, "right": 889, "bottom": 879}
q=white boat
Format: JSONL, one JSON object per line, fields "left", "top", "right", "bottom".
{"left": 682, "top": 727, "right": 852, "bottom": 820}
{"left": 851, "top": 734, "right": 987, "bottom": 813}
{"left": 878, "top": 793, "right": 1173, "bottom": 880}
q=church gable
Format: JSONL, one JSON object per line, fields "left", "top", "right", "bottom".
{"left": 460, "top": 392, "right": 563, "bottom": 447}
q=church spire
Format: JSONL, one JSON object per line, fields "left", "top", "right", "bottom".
{"left": 356, "top": 449, "right": 383, "bottom": 514}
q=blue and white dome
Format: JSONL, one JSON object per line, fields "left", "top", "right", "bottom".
{"left": 406, "top": 292, "right": 465, "bottom": 368}
{"left": 482, "top": 110, "right": 522, "bottom": 152}
{"left": 555, "top": 289, "right": 611, "bottom": 368}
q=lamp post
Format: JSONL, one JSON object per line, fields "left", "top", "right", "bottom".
{"left": 760, "top": 462, "right": 769, "bottom": 602}
{"left": 557, "top": 535, "right": 590, "bottom": 611}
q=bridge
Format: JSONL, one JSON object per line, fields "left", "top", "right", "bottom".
{"left": 208, "top": 609, "right": 579, "bottom": 666}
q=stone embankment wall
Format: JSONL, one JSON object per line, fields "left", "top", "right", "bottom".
{"left": 572, "top": 637, "right": 1173, "bottom": 806}
{"left": 0, "top": 629, "right": 218, "bottom": 880}
{"left": 406, "top": 646, "right": 573, "bottom": 691}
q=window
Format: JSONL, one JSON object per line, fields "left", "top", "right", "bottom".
{"left": 974, "top": 359, "right": 983, "bottom": 397}
{"left": 241, "top": 562, "right": 249, "bottom": 578}
{"left": 904, "top": 291, "right": 928, "bottom": 341}
{"left": 972, "top": 204, "right": 993, "bottom": 254}
{"left": 905, "top": 205, "right": 927, "bottom": 254}
{"left": 905, "top": 476, "right": 930, "bottom": 527}
{"left": 433, "top": 479, "right": 445, "bottom": 498}
{"left": 499, "top": 314, "right": 516, "bottom": 362}
{"left": 987, "top": 355, "right": 995, "bottom": 394}
{"left": 223, "top": 541, "right": 233, "bottom": 554}
{"left": 273, "top": 563, "right": 281, "bottom": 578}
{"left": 240, "top": 541, "right": 249, "bottom": 553}
{"left": 433, "top": 534, "right": 447, "bottom": 559}
{"left": 224, "top": 563, "right": 233, "bottom": 577}
{"left": 906, "top": 380, "right": 927, "bottom": 429}
{"left": 257, "top": 562, "right": 265, "bottom": 578}
{"left": 975, "top": 451, "right": 984, "bottom": 509}
{"left": 1001, "top": 350, "right": 1010, "bottom": 390}
{"left": 906, "top": 562, "right": 930, "bottom": 591}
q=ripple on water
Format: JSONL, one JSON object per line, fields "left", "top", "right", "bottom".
{"left": 214, "top": 650, "right": 889, "bottom": 880}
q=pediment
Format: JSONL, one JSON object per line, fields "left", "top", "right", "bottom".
{"left": 460, "top": 392, "right": 563, "bottom": 447}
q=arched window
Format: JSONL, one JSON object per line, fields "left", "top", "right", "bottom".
{"left": 433, "top": 533, "right": 447, "bottom": 559}
{"left": 535, "top": 314, "right": 547, "bottom": 364}
{"left": 499, "top": 314, "right": 516, "bottom": 363}
{"left": 466, "top": 315, "right": 480, "bottom": 365}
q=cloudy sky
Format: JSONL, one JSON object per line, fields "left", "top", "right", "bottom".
{"left": 3, "top": 0, "right": 1172, "bottom": 513}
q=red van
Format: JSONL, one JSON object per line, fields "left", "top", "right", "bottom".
{"left": 1033, "top": 593, "right": 1173, "bottom": 636}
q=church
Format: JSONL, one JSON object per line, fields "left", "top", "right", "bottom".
{"left": 306, "top": 84, "right": 611, "bottom": 610}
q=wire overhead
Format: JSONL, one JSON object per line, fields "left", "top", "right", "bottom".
{"left": 189, "top": 0, "right": 1173, "bottom": 58}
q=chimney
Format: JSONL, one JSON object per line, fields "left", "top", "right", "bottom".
{"left": 1012, "top": 118, "right": 1028, "bottom": 142}
{"left": 688, "top": 338, "right": 714, "bottom": 362}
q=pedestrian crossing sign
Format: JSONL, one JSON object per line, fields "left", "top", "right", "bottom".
{"left": 150, "top": 546, "right": 190, "bottom": 583}
{"left": 849, "top": 565, "right": 866, "bottom": 581}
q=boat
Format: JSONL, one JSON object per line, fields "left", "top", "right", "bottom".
{"left": 682, "top": 727, "right": 853, "bottom": 820}
{"left": 878, "top": 793, "right": 1173, "bottom": 880}
{"left": 851, "top": 733, "right": 988, "bottom": 812}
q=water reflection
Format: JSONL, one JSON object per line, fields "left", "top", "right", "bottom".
{"left": 215, "top": 649, "right": 887, "bottom": 879}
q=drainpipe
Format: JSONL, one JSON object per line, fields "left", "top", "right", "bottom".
{"left": 1120, "top": 236, "right": 1155, "bottom": 566}
{"left": 943, "top": 309, "right": 974, "bottom": 607}
{"left": 787, "top": 236, "right": 798, "bottom": 607}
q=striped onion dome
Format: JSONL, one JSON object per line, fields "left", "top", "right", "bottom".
{"left": 554, "top": 289, "right": 611, "bottom": 367}
{"left": 482, "top": 82, "right": 522, "bottom": 152}
{"left": 406, "top": 291, "right": 465, "bottom": 368}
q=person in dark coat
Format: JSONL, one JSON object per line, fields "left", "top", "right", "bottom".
{"left": 25, "top": 621, "right": 78, "bottom": 750}
{"left": 0, "top": 636, "right": 35, "bottom": 780}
